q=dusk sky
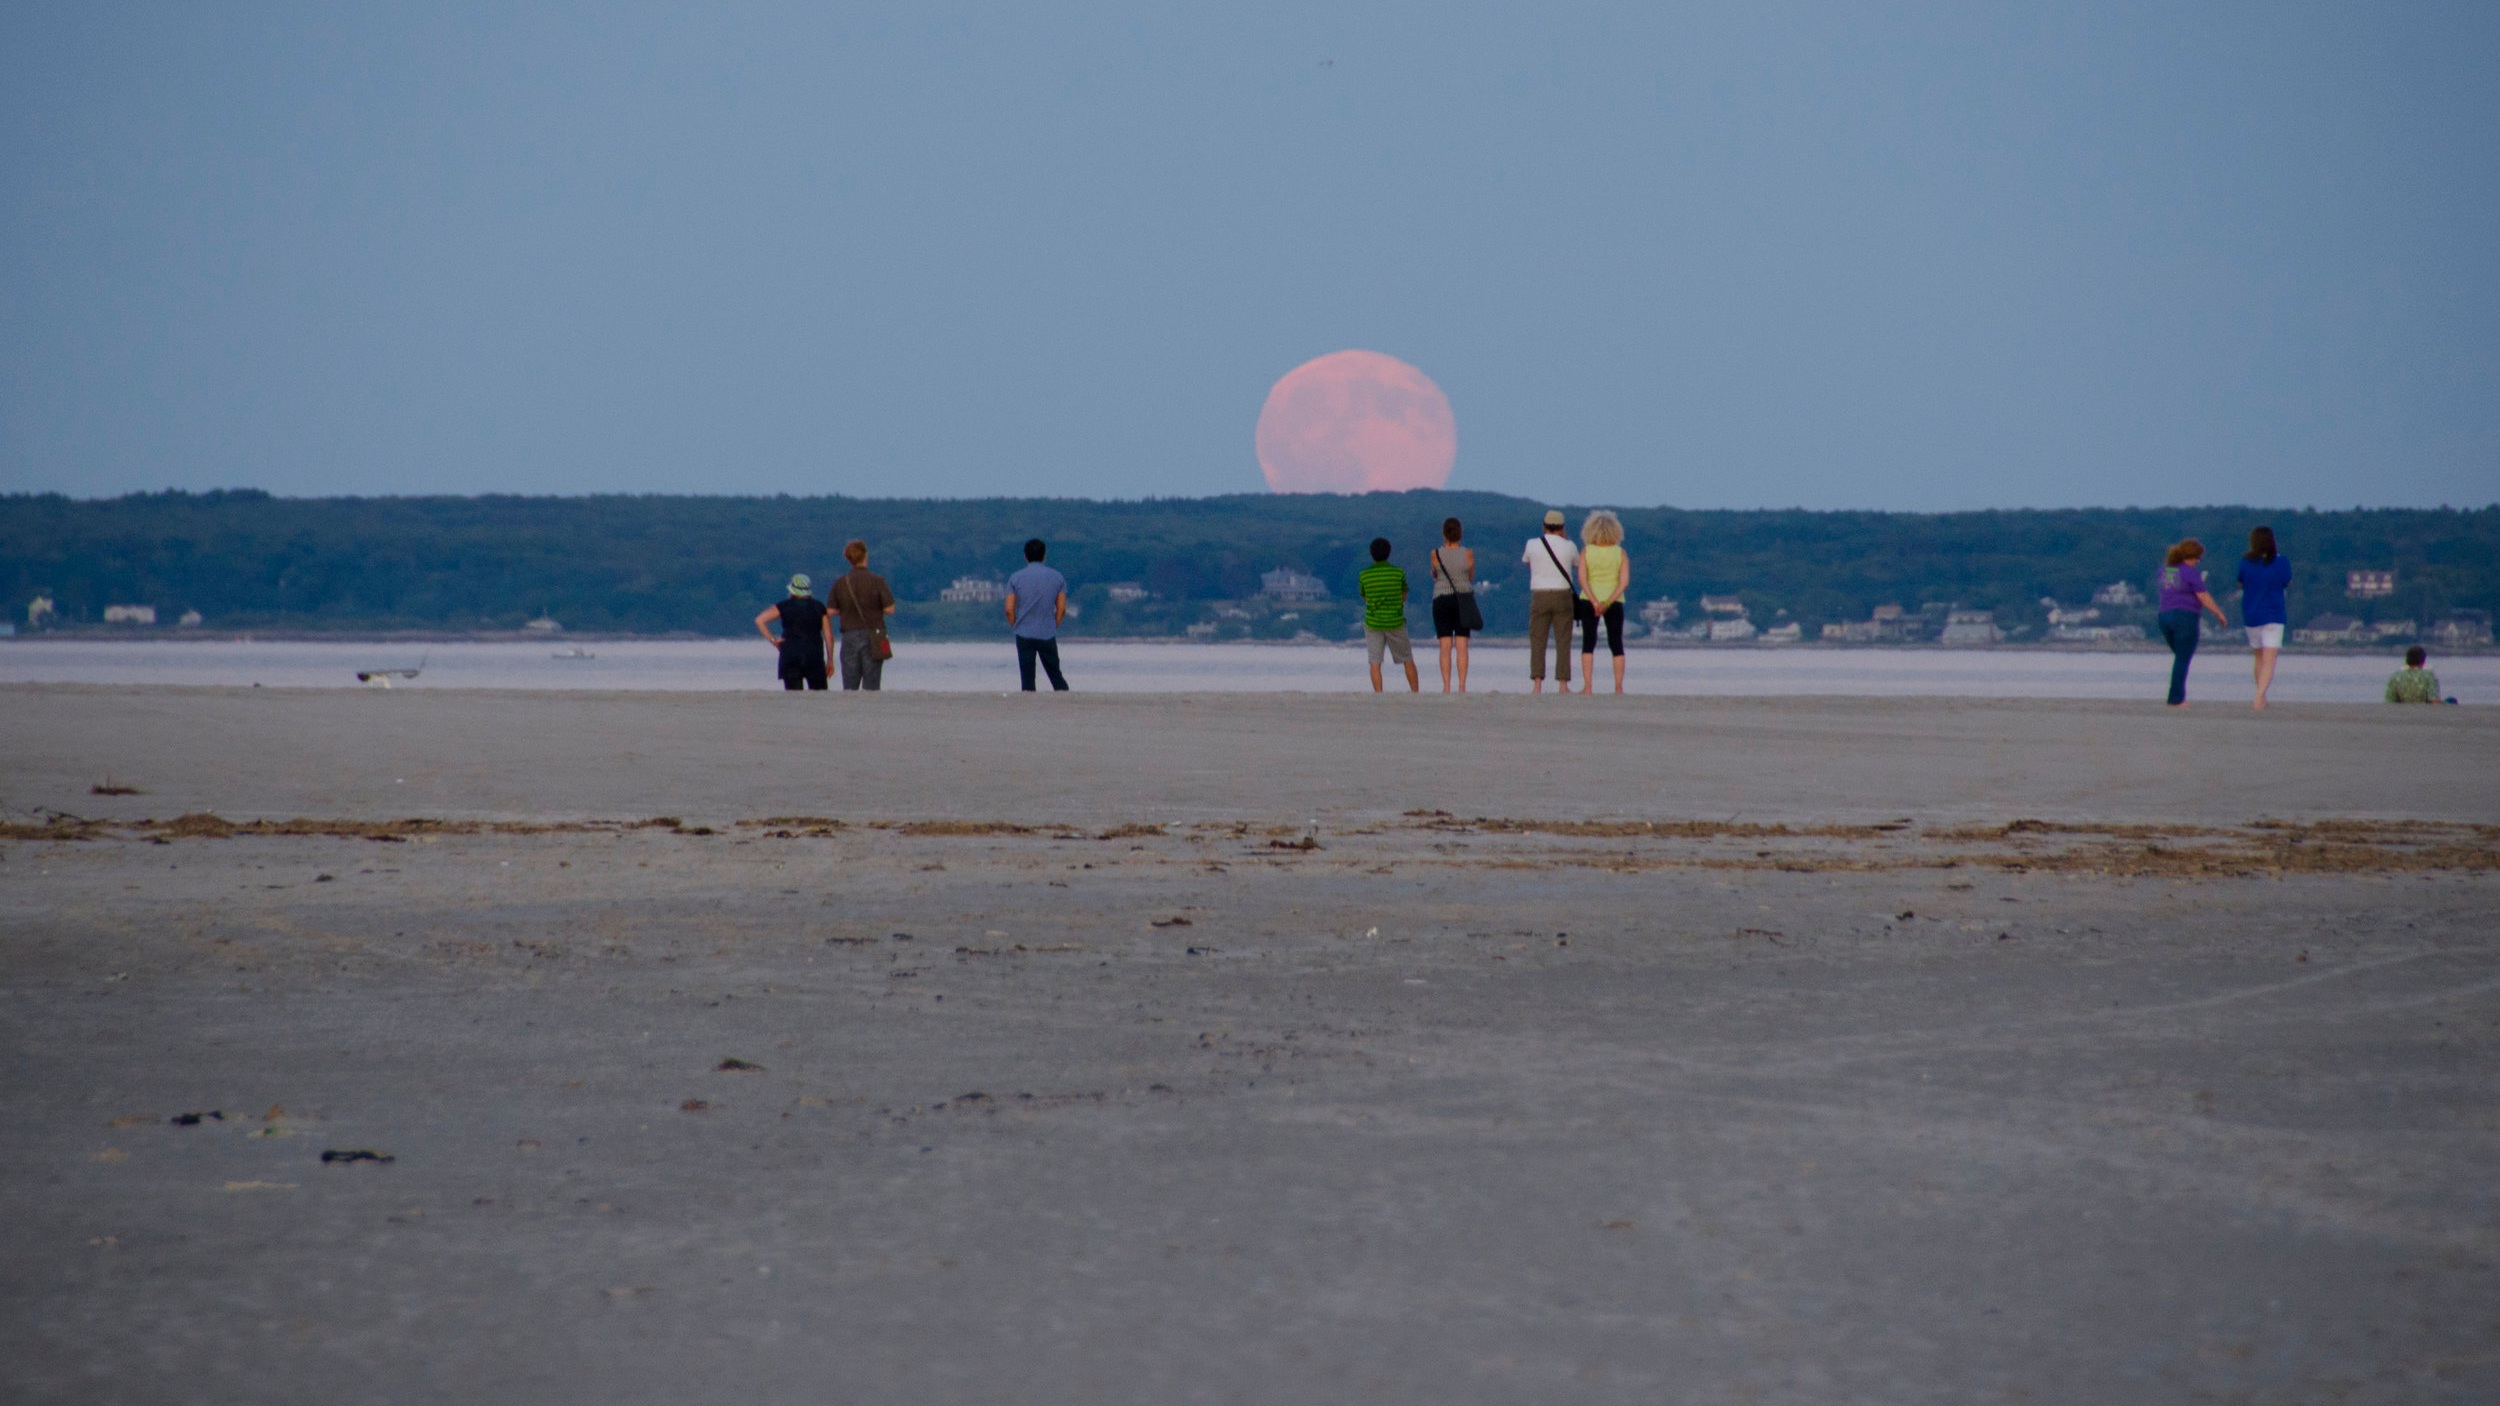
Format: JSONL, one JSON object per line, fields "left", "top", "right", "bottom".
{"left": 4, "top": 3, "right": 2496, "bottom": 510}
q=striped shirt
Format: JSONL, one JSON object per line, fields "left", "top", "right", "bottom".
{"left": 1356, "top": 562, "right": 1408, "bottom": 631}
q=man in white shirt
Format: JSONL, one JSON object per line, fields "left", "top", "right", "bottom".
{"left": 1523, "top": 509, "right": 1580, "bottom": 693}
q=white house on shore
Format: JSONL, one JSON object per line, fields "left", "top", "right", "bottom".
{"left": 939, "top": 576, "right": 1007, "bottom": 603}
{"left": 1259, "top": 567, "right": 1329, "bottom": 602}
{"left": 103, "top": 604, "right": 157, "bottom": 625}
{"left": 1939, "top": 610, "right": 2002, "bottom": 645}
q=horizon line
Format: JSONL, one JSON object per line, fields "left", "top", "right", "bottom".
{"left": 7, "top": 487, "right": 2499, "bottom": 516}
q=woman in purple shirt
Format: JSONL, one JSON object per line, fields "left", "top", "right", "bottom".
{"left": 2236, "top": 525, "right": 2291, "bottom": 711}
{"left": 2157, "top": 539, "right": 2230, "bottom": 707}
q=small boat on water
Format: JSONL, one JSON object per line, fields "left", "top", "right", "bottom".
{"left": 551, "top": 648, "right": 597, "bottom": 660}
{"left": 356, "top": 651, "right": 428, "bottom": 686}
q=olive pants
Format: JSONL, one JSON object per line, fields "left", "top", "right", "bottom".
{"left": 1528, "top": 590, "right": 1575, "bottom": 683}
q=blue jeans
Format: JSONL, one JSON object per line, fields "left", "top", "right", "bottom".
{"left": 2158, "top": 609, "right": 2200, "bottom": 705}
{"left": 838, "top": 629, "right": 883, "bottom": 691}
{"left": 1016, "top": 636, "right": 1069, "bottom": 692}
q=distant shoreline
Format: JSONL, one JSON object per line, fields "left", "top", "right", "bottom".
{"left": 3, "top": 630, "right": 2472, "bottom": 656}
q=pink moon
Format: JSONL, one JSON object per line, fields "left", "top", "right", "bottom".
{"left": 1255, "top": 350, "right": 1457, "bottom": 494}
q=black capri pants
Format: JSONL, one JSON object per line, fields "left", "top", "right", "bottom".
{"left": 1579, "top": 600, "right": 1625, "bottom": 657}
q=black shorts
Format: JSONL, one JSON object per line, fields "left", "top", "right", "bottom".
{"left": 1579, "top": 601, "right": 1625, "bottom": 657}
{"left": 1430, "top": 595, "right": 1473, "bottom": 639}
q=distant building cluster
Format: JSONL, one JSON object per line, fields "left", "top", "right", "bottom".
{"left": 1822, "top": 602, "right": 2010, "bottom": 644}
{"left": 2436, "top": 610, "right": 2495, "bottom": 648}
{"left": 939, "top": 576, "right": 1007, "bottom": 604}
{"left": 2035, "top": 594, "right": 2145, "bottom": 644}
{"left": 18, "top": 595, "right": 204, "bottom": 630}
{"left": 2346, "top": 569, "right": 2396, "bottom": 599}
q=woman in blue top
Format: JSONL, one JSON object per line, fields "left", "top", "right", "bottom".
{"left": 2236, "top": 525, "right": 2291, "bottom": 711}
{"left": 2157, "top": 539, "right": 2230, "bottom": 707}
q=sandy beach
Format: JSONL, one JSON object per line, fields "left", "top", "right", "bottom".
{"left": 5, "top": 687, "right": 2496, "bottom": 1403}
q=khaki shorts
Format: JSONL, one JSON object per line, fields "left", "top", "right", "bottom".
{"left": 1365, "top": 626, "right": 1414, "bottom": 668}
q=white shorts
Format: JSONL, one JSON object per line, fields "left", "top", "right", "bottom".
{"left": 2246, "top": 623, "right": 2284, "bottom": 650}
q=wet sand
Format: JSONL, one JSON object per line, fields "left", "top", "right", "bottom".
{"left": 4, "top": 688, "right": 2496, "bottom": 1403}
{"left": 9, "top": 685, "right": 2498, "bottom": 826}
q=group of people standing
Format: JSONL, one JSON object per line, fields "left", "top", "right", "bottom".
{"left": 757, "top": 537, "right": 1070, "bottom": 692}
{"left": 761, "top": 517, "right": 2454, "bottom": 707}
{"left": 753, "top": 539, "right": 895, "bottom": 691}
{"left": 1352, "top": 509, "right": 1634, "bottom": 694}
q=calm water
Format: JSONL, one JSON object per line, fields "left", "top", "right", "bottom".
{"left": 2, "top": 638, "right": 2484, "bottom": 703}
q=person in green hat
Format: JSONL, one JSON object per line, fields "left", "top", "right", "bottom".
{"left": 754, "top": 573, "right": 832, "bottom": 690}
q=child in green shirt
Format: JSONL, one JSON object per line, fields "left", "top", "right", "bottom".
{"left": 1357, "top": 538, "right": 1419, "bottom": 693}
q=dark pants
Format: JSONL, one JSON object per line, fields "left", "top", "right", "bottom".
{"left": 1017, "top": 636, "right": 1069, "bottom": 692}
{"left": 2158, "top": 609, "right": 2199, "bottom": 705}
{"left": 1580, "top": 601, "right": 1625, "bottom": 657}
{"left": 839, "top": 629, "right": 883, "bottom": 691}
{"left": 779, "top": 648, "right": 827, "bottom": 691}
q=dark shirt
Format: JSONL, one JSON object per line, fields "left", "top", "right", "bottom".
{"left": 831, "top": 569, "right": 895, "bottom": 632}
{"left": 773, "top": 596, "right": 830, "bottom": 658}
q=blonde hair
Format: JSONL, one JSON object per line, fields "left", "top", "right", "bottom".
{"left": 1581, "top": 509, "right": 1624, "bottom": 547}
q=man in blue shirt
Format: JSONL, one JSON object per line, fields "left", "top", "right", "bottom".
{"left": 1004, "top": 538, "right": 1071, "bottom": 692}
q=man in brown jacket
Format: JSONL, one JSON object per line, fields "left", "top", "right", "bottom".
{"left": 829, "top": 539, "right": 897, "bottom": 691}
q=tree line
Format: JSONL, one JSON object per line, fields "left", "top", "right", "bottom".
{"left": 5, "top": 488, "right": 2492, "bottom": 640}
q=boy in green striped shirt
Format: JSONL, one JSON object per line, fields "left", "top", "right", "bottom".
{"left": 1358, "top": 537, "right": 1420, "bottom": 693}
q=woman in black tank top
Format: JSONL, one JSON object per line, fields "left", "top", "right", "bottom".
{"left": 1428, "top": 517, "right": 1478, "bottom": 692}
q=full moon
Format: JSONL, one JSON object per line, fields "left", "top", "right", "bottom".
{"left": 1255, "top": 350, "right": 1456, "bottom": 494}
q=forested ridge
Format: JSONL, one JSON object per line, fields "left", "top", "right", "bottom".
{"left": 5, "top": 489, "right": 2493, "bottom": 640}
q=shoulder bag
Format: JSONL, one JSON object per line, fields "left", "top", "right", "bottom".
{"left": 1430, "top": 549, "right": 1485, "bottom": 633}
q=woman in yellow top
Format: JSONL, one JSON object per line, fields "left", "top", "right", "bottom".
{"left": 1575, "top": 510, "right": 1631, "bottom": 694}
